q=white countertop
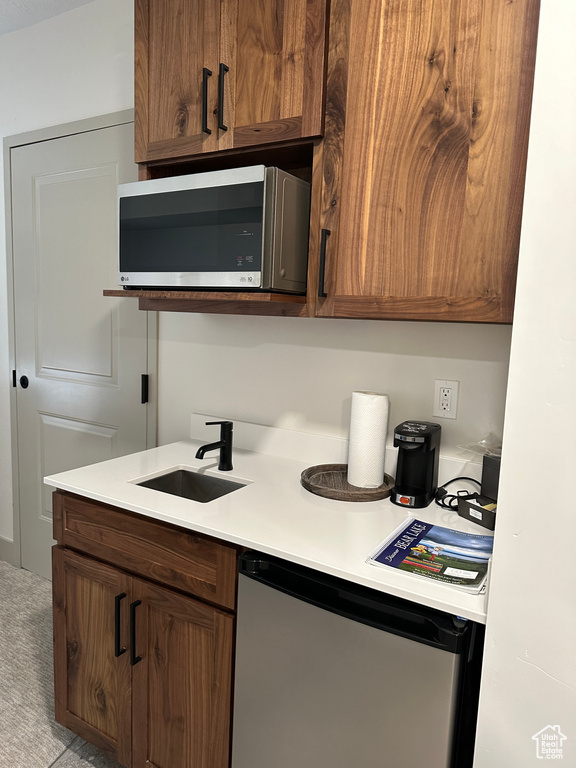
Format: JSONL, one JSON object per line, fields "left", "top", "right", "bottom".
{"left": 44, "top": 435, "right": 491, "bottom": 623}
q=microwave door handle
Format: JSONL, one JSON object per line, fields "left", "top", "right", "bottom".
{"left": 218, "top": 63, "right": 229, "bottom": 131}
{"left": 202, "top": 67, "right": 212, "bottom": 135}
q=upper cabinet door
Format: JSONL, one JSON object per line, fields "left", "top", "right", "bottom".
{"left": 135, "top": 0, "right": 328, "bottom": 163}
{"left": 218, "top": 0, "right": 328, "bottom": 151}
{"left": 135, "top": 0, "right": 220, "bottom": 162}
{"left": 313, "top": 0, "right": 540, "bottom": 323}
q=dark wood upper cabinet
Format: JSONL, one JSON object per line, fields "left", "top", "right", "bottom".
{"left": 135, "top": 0, "right": 221, "bottom": 161}
{"left": 135, "top": 0, "right": 329, "bottom": 163}
{"left": 128, "top": 0, "right": 540, "bottom": 322}
{"left": 310, "top": 0, "right": 540, "bottom": 323}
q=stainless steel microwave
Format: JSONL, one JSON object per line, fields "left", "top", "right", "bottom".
{"left": 117, "top": 165, "right": 310, "bottom": 293}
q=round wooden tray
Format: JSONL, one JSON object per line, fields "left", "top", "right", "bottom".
{"left": 300, "top": 464, "right": 394, "bottom": 502}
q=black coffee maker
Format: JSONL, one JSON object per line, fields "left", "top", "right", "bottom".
{"left": 391, "top": 421, "right": 441, "bottom": 508}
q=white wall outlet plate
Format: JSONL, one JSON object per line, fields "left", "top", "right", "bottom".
{"left": 433, "top": 379, "right": 459, "bottom": 420}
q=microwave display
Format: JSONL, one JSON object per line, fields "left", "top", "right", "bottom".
{"left": 117, "top": 166, "right": 310, "bottom": 293}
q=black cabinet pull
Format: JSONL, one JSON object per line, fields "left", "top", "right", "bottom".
{"left": 114, "top": 592, "right": 127, "bottom": 657}
{"left": 318, "top": 229, "right": 331, "bottom": 298}
{"left": 129, "top": 599, "right": 142, "bottom": 665}
{"left": 19, "top": 375, "right": 29, "bottom": 389}
{"left": 218, "top": 63, "right": 229, "bottom": 131}
{"left": 202, "top": 67, "right": 212, "bottom": 135}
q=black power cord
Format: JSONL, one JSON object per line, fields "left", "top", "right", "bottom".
{"left": 435, "top": 476, "right": 482, "bottom": 510}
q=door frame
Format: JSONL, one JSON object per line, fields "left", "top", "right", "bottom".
{"left": 2, "top": 110, "right": 158, "bottom": 568}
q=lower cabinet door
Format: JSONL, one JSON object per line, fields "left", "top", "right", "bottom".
{"left": 130, "top": 577, "right": 235, "bottom": 768}
{"left": 53, "top": 546, "right": 133, "bottom": 767}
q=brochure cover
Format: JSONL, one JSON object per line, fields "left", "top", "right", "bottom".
{"left": 367, "top": 518, "right": 494, "bottom": 593}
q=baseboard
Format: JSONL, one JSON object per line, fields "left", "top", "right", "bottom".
{"left": 0, "top": 535, "right": 20, "bottom": 567}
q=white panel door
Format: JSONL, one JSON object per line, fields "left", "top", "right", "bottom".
{"left": 11, "top": 122, "right": 154, "bottom": 578}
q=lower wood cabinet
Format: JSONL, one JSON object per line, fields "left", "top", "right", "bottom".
{"left": 52, "top": 491, "right": 237, "bottom": 768}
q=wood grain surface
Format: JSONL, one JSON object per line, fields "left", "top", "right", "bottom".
{"left": 131, "top": 579, "right": 234, "bottom": 768}
{"left": 53, "top": 547, "right": 133, "bottom": 766}
{"left": 316, "top": 0, "right": 540, "bottom": 323}
{"left": 55, "top": 491, "right": 239, "bottom": 610}
{"left": 307, "top": 0, "right": 350, "bottom": 314}
{"left": 136, "top": 0, "right": 328, "bottom": 161}
{"left": 104, "top": 289, "right": 308, "bottom": 317}
{"left": 135, "top": 0, "right": 220, "bottom": 161}
{"left": 227, "top": 0, "right": 327, "bottom": 147}
{"left": 53, "top": 542, "right": 234, "bottom": 768}
{"left": 53, "top": 490, "right": 238, "bottom": 768}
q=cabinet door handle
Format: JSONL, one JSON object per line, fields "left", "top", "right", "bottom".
{"left": 114, "top": 592, "right": 127, "bottom": 657}
{"left": 318, "top": 229, "right": 331, "bottom": 298}
{"left": 218, "top": 63, "right": 229, "bottom": 131}
{"left": 129, "top": 599, "right": 142, "bottom": 666}
{"left": 202, "top": 67, "right": 212, "bottom": 135}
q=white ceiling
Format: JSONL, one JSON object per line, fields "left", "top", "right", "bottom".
{"left": 0, "top": 0, "right": 95, "bottom": 36}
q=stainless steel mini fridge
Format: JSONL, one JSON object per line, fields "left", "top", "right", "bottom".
{"left": 231, "top": 552, "right": 484, "bottom": 768}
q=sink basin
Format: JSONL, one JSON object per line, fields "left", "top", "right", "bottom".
{"left": 137, "top": 469, "right": 245, "bottom": 503}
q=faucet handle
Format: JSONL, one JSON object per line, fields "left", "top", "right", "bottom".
{"left": 205, "top": 420, "right": 233, "bottom": 434}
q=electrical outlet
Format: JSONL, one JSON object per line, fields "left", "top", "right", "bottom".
{"left": 433, "top": 379, "right": 459, "bottom": 420}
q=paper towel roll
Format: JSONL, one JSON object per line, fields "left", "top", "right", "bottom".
{"left": 347, "top": 391, "right": 389, "bottom": 488}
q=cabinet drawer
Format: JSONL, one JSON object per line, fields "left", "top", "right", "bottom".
{"left": 53, "top": 490, "right": 238, "bottom": 610}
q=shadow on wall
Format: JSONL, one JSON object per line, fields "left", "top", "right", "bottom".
{"left": 156, "top": 313, "right": 512, "bottom": 454}
{"left": 158, "top": 313, "right": 512, "bottom": 364}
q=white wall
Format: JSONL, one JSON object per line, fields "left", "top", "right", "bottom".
{"left": 473, "top": 2, "right": 576, "bottom": 765}
{"left": 158, "top": 313, "right": 511, "bottom": 454}
{"left": 0, "top": 0, "right": 134, "bottom": 547}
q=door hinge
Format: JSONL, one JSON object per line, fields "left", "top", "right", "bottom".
{"left": 141, "top": 374, "right": 149, "bottom": 404}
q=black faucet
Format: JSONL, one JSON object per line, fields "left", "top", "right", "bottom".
{"left": 195, "top": 421, "right": 233, "bottom": 471}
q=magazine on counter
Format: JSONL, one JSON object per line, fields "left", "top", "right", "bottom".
{"left": 366, "top": 518, "right": 494, "bottom": 593}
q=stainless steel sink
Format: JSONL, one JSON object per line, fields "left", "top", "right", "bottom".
{"left": 137, "top": 469, "right": 245, "bottom": 503}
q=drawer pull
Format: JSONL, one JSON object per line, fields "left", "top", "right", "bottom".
{"left": 130, "top": 600, "right": 142, "bottom": 666}
{"left": 114, "top": 592, "right": 127, "bottom": 657}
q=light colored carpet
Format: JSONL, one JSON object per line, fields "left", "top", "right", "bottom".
{"left": 0, "top": 560, "right": 122, "bottom": 768}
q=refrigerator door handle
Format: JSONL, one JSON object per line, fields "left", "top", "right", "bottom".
{"left": 239, "top": 551, "right": 469, "bottom": 652}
